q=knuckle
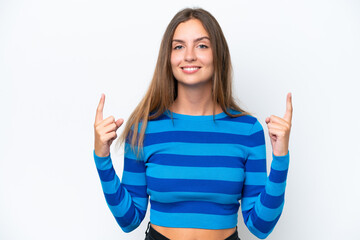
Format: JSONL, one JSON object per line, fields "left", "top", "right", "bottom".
{"left": 95, "top": 124, "right": 102, "bottom": 132}
{"left": 94, "top": 125, "right": 99, "bottom": 131}
{"left": 109, "top": 132, "right": 115, "bottom": 139}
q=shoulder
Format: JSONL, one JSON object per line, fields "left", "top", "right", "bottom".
{"left": 131, "top": 111, "right": 170, "bottom": 131}
{"left": 221, "top": 109, "right": 264, "bottom": 134}
{"left": 222, "top": 109, "right": 258, "bottom": 124}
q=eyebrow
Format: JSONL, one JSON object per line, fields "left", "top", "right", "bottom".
{"left": 172, "top": 36, "right": 210, "bottom": 44}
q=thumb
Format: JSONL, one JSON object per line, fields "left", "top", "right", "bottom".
{"left": 115, "top": 118, "right": 124, "bottom": 129}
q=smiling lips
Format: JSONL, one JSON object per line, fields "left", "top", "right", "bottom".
{"left": 181, "top": 66, "right": 201, "bottom": 74}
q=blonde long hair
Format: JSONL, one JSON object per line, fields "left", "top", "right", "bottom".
{"left": 116, "top": 8, "right": 248, "bottom": 157}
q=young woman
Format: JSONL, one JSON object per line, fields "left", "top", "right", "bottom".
{"left": 93, "top": 8, "right": 292, "bottom": 240}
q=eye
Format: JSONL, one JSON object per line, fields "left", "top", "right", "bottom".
{"left": 198, "top": 44, "right": 208, "bottom": 49}
{"left": 174, "top": 45, "right": 183, "bottom": 50}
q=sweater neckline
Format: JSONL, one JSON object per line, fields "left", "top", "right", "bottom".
{"left": 164, "top": 110, "right": 228, "bottom": 121}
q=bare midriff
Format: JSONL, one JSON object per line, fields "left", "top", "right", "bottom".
{"left": 151, "top": 223, "right": 237, "bottom": 240}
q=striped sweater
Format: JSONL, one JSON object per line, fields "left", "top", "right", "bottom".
{"left": 93, "top": 109, "right": 289, "bottom": 239}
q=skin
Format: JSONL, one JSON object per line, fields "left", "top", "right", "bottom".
{"left": 169, "top": 19, "right": 222, "bottom": 116}
{"left": 94, "top": 93, "right": 123, "bottom": 158}
{"left": 94, "top": 18, "right": 293, "bottom": 240}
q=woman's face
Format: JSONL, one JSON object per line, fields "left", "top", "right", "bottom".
{"left": 170, "top": 19, "right": 214, "bottom": 88}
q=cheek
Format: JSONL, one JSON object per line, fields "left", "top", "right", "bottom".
{"left": 170, "top": 52, "right": 181, "bottom": 68}
{"left": 198, "top": 52, "right": 213, "bottom": 67}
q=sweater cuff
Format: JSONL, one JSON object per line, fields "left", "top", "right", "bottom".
{"left": 93, "top": 150, "right": 113, "bottom": 170}
{"left": 271, "top": 151, "right": 290, "bottom": 171}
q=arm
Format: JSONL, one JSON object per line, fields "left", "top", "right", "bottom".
{"left": 93, "top": 143, "right": 148, "bottom": 233}
{"left": 93, "top": 94, "right": 149, "bottom": 232}
{"left": 241, "top": 120, "right": 289, "bottom": 239}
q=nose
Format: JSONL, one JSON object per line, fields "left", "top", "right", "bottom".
{"left": 184, "top": 47, "right": 196, "bottom": 62}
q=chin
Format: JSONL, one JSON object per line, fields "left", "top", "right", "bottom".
{"left": 177, "top": 79, "right": 212, "bottom": 87}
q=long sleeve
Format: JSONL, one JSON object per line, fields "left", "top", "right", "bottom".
{"left": 241, "top": 120, "right": 289, "bottom": 239}
{"left": 93, "top": 142, "right": 149, "bottom": 233}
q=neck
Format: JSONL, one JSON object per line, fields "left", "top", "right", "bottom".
{"left": 170, "top": 81, "right": 222, "bottom": 115}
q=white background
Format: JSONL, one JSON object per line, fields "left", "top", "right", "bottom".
{"left": 1, "top": 0, "right": 359, "bottom": 239}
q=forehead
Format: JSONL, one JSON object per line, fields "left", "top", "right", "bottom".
{"left": 173, "top": 19, "right": 209, "bottom": 39}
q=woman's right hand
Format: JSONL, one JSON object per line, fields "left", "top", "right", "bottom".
{"left": 94, "top": 94, "right": 124, "bottom": 157}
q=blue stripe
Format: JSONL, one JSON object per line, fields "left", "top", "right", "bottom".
{"left": 122, "top": 171, "right": 147, "bottom": 186}
{"left": 124, "top": 144, "right": 141, "bottom": 160}
{"left": 122, "top": 184, "right": 148, "bottom": 198}
{"left": 242, "top": 208, "right": 254, "bottom": 223}
{"left": 265, "top": 181, "right": 287, "bottom": 196}
{"left": 151, "top": 209, "right": 238, "bottom": 229}
{"left": 144, "top": 119, "right": 254, "bottom": 135}
{"left": 148, "top": 189, "right": 241, "bottom": 205}
{"left": 242, "top": 185, "right": 264, "bottom": 197}
{"left": 114, "top": 203, "right": 136, "bottom": 227}
{"left": 143, "top": 131, "right": 265, "bottom": 147}
{"left": 250, "top": 211, "right": 281, "bottom": 235}
{"left": 248, "top": 130, "right": 265, "bottom": 146}
{"left": 255, "top": 202, "right": 284, "bottom": 222}
{"left": 132, "top": 197, "right": 148, "bottom": 211}
{"left": 248, "top": 120, "right": 263, "bottom": 133}
{"left": 271, "top": 153, "right": 290, "bottom": 171}
{"left": 245, "top": 158, "right": 266, "bottom": 172}
{"left": 100, "top": 176, "right": 121, "bottom": 194}
{"left": 260, "top": 192, "right": 285, "bottom": 209}
{"left": 97, "top": 167, "right": 115, "bottom": 182}
{"left": 124, "top": 157, "right": 146, "bottom": 173}
{"left": 144, "top": 142, "right": 250, "bottom": 159}
{"left": 218, "top": 114, "right": 257, "bottom": 124}
{"left": 269, "top": 168, "right": 288, "bottom": 183}
{"left": 104, "top": 185, "right": 125, "bottom": 206}
{"left": 246, "top": 216, "right": 270, "bottom": 239}
{"left": 108, "top": 194, "right": 132, "bottom": 217}
{"left": 150, "top": 200, "right": 239, "bottom": 215}
{"left": 165, "top": 111, "right": 228, "bottom": 121}
{"left": 115, "top": 204, "right": 146, "bottom": 225}
{"left": 147, "top": 165, "right": 244, "bottom": 182}
{"left": 93, "top": 150, "right": 113, "bottom": 170}
{"left": 147, "top": 176, "right": 243, "bottom": 194}
{"left": 244, "top": 172, "right": 267, "bottom": 185}
{"left": 241, "top": 196, "right": 258, "bottom": 211}
{"left": 117, "top": 207, "right": 146, "bottom": 233}
{"left": 149, "top": 154, "right": 245, "bottom": 168}
{"left": 246, "top": 145, "right": 266, "bottom": 160}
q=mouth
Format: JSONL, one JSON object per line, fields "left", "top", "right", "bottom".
{"left": 181, "top": 66, "right": 201, "bottom": 74}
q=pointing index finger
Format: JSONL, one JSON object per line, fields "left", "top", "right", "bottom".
{"left": 95, "top": 93, "right": 105, "bottom": 124}
{"left": 283, "top": 92, "right": 293, "bottom": 123}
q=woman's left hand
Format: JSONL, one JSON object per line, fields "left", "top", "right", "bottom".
{"left": 265, "top": 93, "right": 293, "bottom": 156}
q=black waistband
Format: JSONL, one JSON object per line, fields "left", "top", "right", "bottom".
{"left": 146, "top": 222, "right": 170, "bottom": 240}
{"left": 145, "top": 222, "right": 240, "bottom": 240}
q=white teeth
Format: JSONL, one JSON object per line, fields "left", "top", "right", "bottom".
{"left": 183, "top": 67, "right": 199, "bottom": 71}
